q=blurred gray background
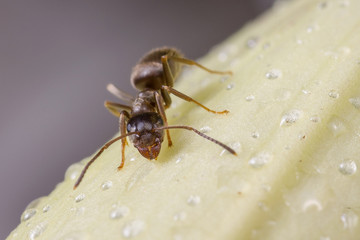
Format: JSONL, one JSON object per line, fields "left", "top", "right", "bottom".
{"left": 0, "top": 0, "right": 275, "bottom": 238}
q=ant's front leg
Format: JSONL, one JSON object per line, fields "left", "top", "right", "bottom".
{"left": 118, "top": 111, "right": 130, "bottom": 170}
{"left": 154, "top": 91, "right": 173, "bottom": 147}
{"left": 104, "top": 101, "right": 131, "bottom": 169}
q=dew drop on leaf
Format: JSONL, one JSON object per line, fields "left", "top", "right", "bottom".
{"left": 338, "top": 159, "right": 357, "bottom": 175}
{"left": 101, "top": 181, "right": 113, "bottom": 191}
{"left": 122, "top": 220, "right": 145, "bottom": 238}
{"left": 21, "top": 209, "right": 37, "bottom": 222}
{"left": 265, "top": 69, "right": 282, "bottom": 79}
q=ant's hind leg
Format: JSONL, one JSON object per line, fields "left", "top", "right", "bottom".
{"left": 118, "top": 111, "right": 130, "bottom": 170}
{"left": 104, "top": 101, "right": 132, "bottom": 118}
{"left": 161, "top": 55, "right": 232, "bottom": 82}
{"left": 162, "top": 86, "right": 229, "bottom": 114}
{"left": 161, "top": 54, "right": 230, "bottom": 114}
{"left": 155, "top": 91, "right": 173, "bottom": 147}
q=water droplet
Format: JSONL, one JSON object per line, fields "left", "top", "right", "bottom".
{"left": 173, "top": 211, "right": 187, "bottom": 221}
{"left": 302, "top": 89, "right": 311, "bottom": 95}
{"left": 251, "top": 131, "right": 260, "bottom": 139}
{"left": 226, "top": 83, "right": 234, "bottom": 90}
{"left": 307, "top": 23, "right": 320, "bottom": 33}
{"left": 327, "top": 116, "right": 346, "bottom": 136}
{"left": 339, "top": 159, "right": 357, "bottom": 175}
{"left": 29, "top": 222, "right": 47, "bottom": 240}
{"left": 187, "top": 195, "right": 201, "bottom": 206}
{"left": 70, "top": 206, "right": 86, "bottom": 216}
{"left": 349, "top": 97, "right": 360, "bottom": 109}
{"left": 75, "top": 193, "right": 85, "bottom": 203}
{"left": 65, "top": 163, "right": 83, "bottom": 181}
{"left": 248, "top": 152, "right": 272, "bottom": 168}
{"left": 110, "top": 205, "right": 130, "bottom": 219}
{"left": 328, "top": 90, "right": 339, "bottom": 99}
{"left": 302, "top": 199, "right": 323, "bottom": 211}
{"left": 122, "top": 220, "right": 145, "bottom": 238}
{"left": 101, "top": 181, "right": 113, "bottom": 190}
{"left": 130, "top": 157, "right": 136, "bottom": 162}
{"left": 341, "top": 209, "right": 358, "bottom": 229}
{"left": 296, "top": 39, "right": 304, "bottom": 45}
{"left": 175, "top": 156, "right": 182, "bottom": 164}
{"left": 28, "top": 199, "right": 42, "bottom": 211}
{"left": 200, "top": 126, "right": 212, "bottom": 133}
{"left": 265, "top": 69, "right": 282, "bottom": 79}
{"left": 42, "top": 205, "right": 50, "bottom": 213}
{"left": 245, "top": 95, "right": 255, "bottom": 102}
{"left": 280, "top": 109, "right": 302, "bottom": 126}
{"left": 21, "top": 209, "right": 37, "bottom": 222}
{"left": 310, "top": 115, "right": 321, "bottom": 123}
{"left": 246, "top": 37, "right": 259, "bottom": 49}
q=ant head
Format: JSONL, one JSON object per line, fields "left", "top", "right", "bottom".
{"left": 127, "top": 112, "right": 164, "bottom": 159}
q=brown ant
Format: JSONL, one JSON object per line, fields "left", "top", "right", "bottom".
{"left": 74, "top": 47, "right": 236, "bottom": 189}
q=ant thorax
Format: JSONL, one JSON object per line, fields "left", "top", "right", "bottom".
{"left": 131, "top": 90, "right": 157, "bottom": 115}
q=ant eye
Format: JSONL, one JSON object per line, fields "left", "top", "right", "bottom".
{"left": 137, "top": 122, "right": 144, "bottom": 131}
{"left": 144, "top": 122, "right": 152, "bottom": 130}
{"left": 127, "top": 123, "right": 136, "bottom": 132}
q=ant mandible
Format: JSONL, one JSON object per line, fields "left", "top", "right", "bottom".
{"left": 74, "top": 47, "right": 236, "bottom": 189}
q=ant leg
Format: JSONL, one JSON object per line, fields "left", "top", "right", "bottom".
{"left": 118, "top": 111, "right": 130, "bottom": 170}
{"left": 161, "top": 88, "right": 172, "bottom": 109}
{"left": 168, "top": 56, "right": 233, "bottom": 76}
{"left": 161, "top": 54, "right": 176, "bottom": 87}
{"left": 106, "top": 83, "right": 135, "bottom": 104}
{"left": 162, "top": 86, "right": 229, "bottom": 114}
{"left": 154, "top": 91, "right": 173, "bottom": 147}
{"left": 161, "top": 54, "right": 232, "bottom": 87}
{"left": 161, "top": 55, "right": 229, "bottom": 114}
{"left": 74, "top": 130, "right": 139, "bottom": 189}
{"left": 104, "top": 101, "right": 132, "bottom": 117}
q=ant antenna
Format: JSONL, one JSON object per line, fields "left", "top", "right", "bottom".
{"left": 155, "top": 125, "right": 237, "bottom": 155}
{"left": 73, "top": 131, "right": 139, "bottom": 189}
{"left": 74, "top": 126, "right": 237, "bottom": 189}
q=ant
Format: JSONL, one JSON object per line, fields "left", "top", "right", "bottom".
{"left": 74, "top": 47, "right": 237, "bottom": 189}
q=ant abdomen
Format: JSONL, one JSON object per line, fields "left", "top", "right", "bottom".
{"left": 131, "top": 47, "right": 183, "bottom": 91}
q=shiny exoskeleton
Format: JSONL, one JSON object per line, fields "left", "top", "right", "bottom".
{"left": 74, "top": 47, "right": 236, "bottom": 189}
